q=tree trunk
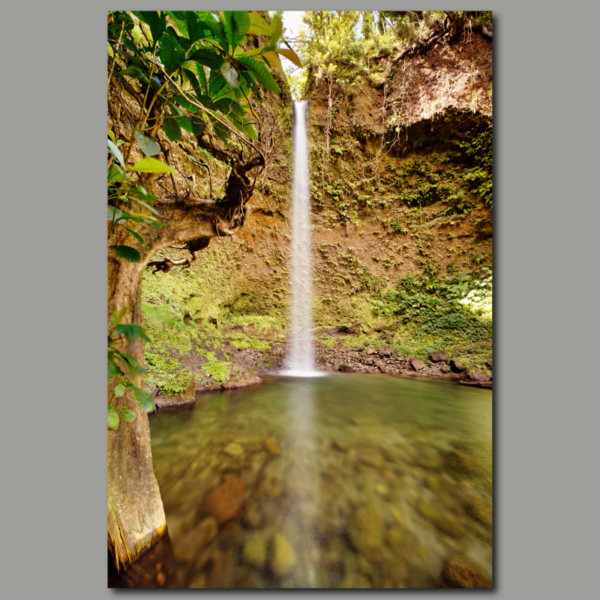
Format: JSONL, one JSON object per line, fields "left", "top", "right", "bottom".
{"left": 107, "top": 190, "right": 253, "bottom": 570}
{"left": 107, "top": 251, "right": 166, "bottom": 571}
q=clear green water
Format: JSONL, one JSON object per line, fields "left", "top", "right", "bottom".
{"left": 148, "top": 373, "right": 493, "bottom": 588}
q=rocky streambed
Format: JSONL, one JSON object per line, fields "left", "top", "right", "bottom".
{"left": 113, "top": 373, "right": 493, "bottom": 589}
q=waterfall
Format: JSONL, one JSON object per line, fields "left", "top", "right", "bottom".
{"left": 285, "top": 101, "right": 321, "bottom": 377}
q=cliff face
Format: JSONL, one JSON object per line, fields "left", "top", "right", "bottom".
{"left": 142, "top": 28, "right": 493, "bottom": 386}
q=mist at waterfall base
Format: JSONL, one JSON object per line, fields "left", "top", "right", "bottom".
{"left": 282, "top": 101, "right": 324, "bottom": 378}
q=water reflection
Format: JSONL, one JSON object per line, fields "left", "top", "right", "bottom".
{"left": 113, "top": 374, "right": 493, "bottom": 588}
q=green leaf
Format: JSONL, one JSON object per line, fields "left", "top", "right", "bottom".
{"left": 114, "top": 382, "right": 126, "bottom": 397}
{"left": 115, "top": 324, "right": 151, "bottom": 343}
{"left": 111, "top": 306, "right": 128, "bottom": 326}
{"left": 111, "top": 245, "right": 142, "bottom": 263}
{"left": 130, "top": 157, "right": 175, "bottom": 173}
{"left": 116, "top": 66, "right": 148, "bottom": 83}
{"left": 108, "top": 129, "right": 116, "bottom": 143}
{"left": 124, "top": 227, "right": 147, "bottom": 246}
{"left": 108, "top": 352, "right": 125, "bottom": 381}
{"left": 270, "top": 13, "right": 282, "bottom": 43}
{"left": 220, "top": 61, "right": 239, "bottom": 88}
{"left": 134, "top": 131, "right": 161, "bottom": 157}
{"left": 115, "top": 350, "right": 147, "bottom": 378}
{"left": 190, "top": 115, "right": 206, "bottom": 136}
{"left": 108, "top": 205, "right": 124, "bottom": 222}
{"left": 247, "top": 12, "right": 272, "bottom": 37}
{"left": 130, "top": 196, "right": 160, "bottom": 215}
{"left": 158, "top": 30, "right": 186, "bottom": 74}
{"left": 186, "top": 12, "right": 207, "bottom": 44}
{"left": 236, "top": 56, "right": 280, "bottom": 93}
{"left": 166, "top": 12, "right": 189, "bottom": 38}
{"left": 108, "top": 164, "right": 125, "bottom": 183}
{"left": 120, "top": 407, "right": 136, "bottom": 423}
{"left": 163, "top": 113, "right": 182, "bottom": 142}
{"left": 133, "top": 11, "right": 166, "bottom": 46}
{"left": 189, "top": 48, "right": 223, "bottom": 71}
{"left": 230, "top": 11, "right": 250, "bottom": 47}
{"left": 108, "top": 404, "right": 120, "bottom": 430}
{"left": 123, "top": 382, "right": 154, "bottom": 412}
{"left": 108, "top": 140, "right": 125, "bottom": 167}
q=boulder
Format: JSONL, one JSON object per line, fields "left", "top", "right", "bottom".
{"left": 469, "top": 371, "right": 491, "bottom": 382}
{"left": 438, "top": 561, "right": 492, "bottom": 588}
{"left": 222, "top": 364, "right": 262, "bottom": 390}
{"left": 441, "top": 364, "right": 451, "bottom": 373}
{"left": 270, "top": 533, "right": 296, "bottom": 577}
{"left": 204, "top": 478, "right": 246, "bottom": 524}
{"left": 486, "top": 359, "right": 493, "bottom": 369}
{"left": 366, "top": 347, "right": 377, "bottom": 355}
{"left": 450, "top": 359, "right": 467, "bottom": 373}
{"left": 411, "top": 359, "right": 425, "bottom": 371}
{"left": 429, "top": 351, "right": 449, "bottom": 362}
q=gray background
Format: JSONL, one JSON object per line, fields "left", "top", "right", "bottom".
{"left": 2, "top": 0, "right": 597, "bottom": 597}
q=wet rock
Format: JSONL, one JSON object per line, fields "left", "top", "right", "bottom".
{"left": 221, "top": 364, "right": 262, "bottom": 390}
{"left": 358, "top": 450, "right": 385, "bottom": 469}
{"left": 366, "top": 347, "right": 377, "bottom": 355}
{"left": 438, "top": 561, "right": 492, "bottom": 588}
{"left": 441, "top": 364, "right": 451, "bottom": 373}
{"left": 429, "top": 351, "right": 449, "bottom": 362}
{"left": 338, "top": 365, "right": 355, "bottom": 372}
{"left": 465, "top": 497, "right": 493, "bottom": 527}
{"left": 450, "top": 359, "right": 467, "bottom": 373}
{"left": 155, "top": 374, "right": 196, "bottom": 408}
{"left": 486, "top": 359, "right": 493, "bottom": 369}
{"left": 223, "top": 443, "right": 244, "bottom": 457}
{"left": 417, "top": 502, "right": 466, "bottom": 538}
{"left": 271, "top": 533, "right": 296, "bottom": 577}
{"left": 411, "top": 359, "right": 425, "bottom": 371}
{"left": 348, "top": 506, "right": 385, "bottom": 562}
{"left": 469, "top": 371, "right": 491, "bottom": 382}
{"left": 261, "top": 436, "right": 282, "bottom": 456}
{"left": 243, "top": 534, "right": 267, "bottom": 569}
{"left": 204, "top": 478, "right": 246, "bottom": 524}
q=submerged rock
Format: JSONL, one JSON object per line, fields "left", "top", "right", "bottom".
{"left": 261, "top": 436, "right": 282, "bottom": 456}
{"left": 243, "top": 534, "right": 267, "bottom": 569}
{"left": 438, "top": 561, "right": 492, "bottom": 588}
{"left": 348, "top": 506, "right": 385, "bottom": 562}
{"left": 175, "top": 516, "right": 218, "bottom": 562}
{"left": 271, "top": 533, "right": 296, "bottom": 577}
{"left": 417, "top": 502, "right": 466, "bottom": 538}
{"left": 204, "top": 478, "right": 246, "bottom": 524}
{"left": 223, "top": 443, "right": 244, "bottom": 457}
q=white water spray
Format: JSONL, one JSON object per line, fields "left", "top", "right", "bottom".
{"left": 285, "top": 101, "right": 322, "bottom": 377}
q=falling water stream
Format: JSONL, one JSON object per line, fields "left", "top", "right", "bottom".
{"left": 285, "top": 101, "right": 320, "bottom": 377}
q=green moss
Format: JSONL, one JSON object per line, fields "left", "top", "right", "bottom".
{"left": 204, "top": 361, "right": 231, "bottom": 384}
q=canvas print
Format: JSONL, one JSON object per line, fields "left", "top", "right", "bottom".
{"left": 107, "top": 10, "right": 493, "bottom": 589}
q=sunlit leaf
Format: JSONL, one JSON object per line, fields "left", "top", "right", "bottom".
{"left": 220, "top": 61, "right": 239, "bottom": 88}
{"left": 120, "top": 407, "right": 136, "bottom": 423}
{"left": 108, "top": 352, "right": 124, "bottom": 381}
{"left": 130, "top": 157, "right": 175, "bottom": 173}
{"left": 111, "top": 306, "right": 128, "bottom": 326}
{"left": 133, "top": 11, "right": 166, "bottom": 46}
{"left": 247, "top": 12, "right": 272, "bottom": 37}
{"left": 114, "top": 382, "right": 126, "bottom": 397}
{"left": 277, "top": 47, "right": 303, "bottom": 68}
{"left": 270, "top": 13, "right": 282, "bottom": 43}
{"left": 108, "top": 140, "right": 125, "bottom": 167}
{"left": 108, "top": 129, "right": 116, "bottom": 143}
{"left": 108, "top": 404, "right": 120, "bottom": 430}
